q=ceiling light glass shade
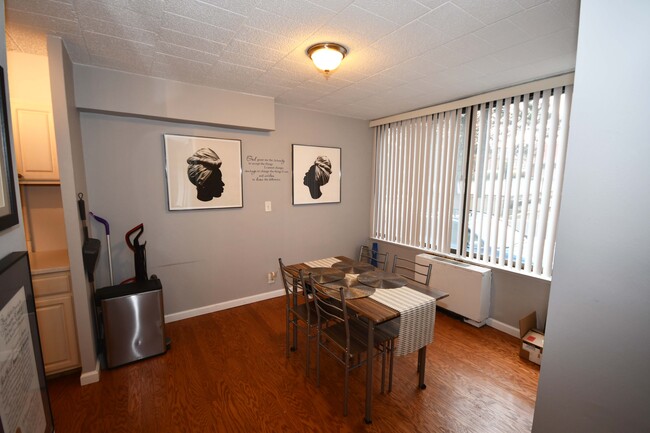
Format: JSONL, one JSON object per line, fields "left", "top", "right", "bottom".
{"left": 307, "top": 43, "right": 348, "bottom": 73}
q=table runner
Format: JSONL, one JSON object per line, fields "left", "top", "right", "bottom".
{"left": 304, "top": 257, "right": 341, "bottom": 268}
{"left": 370, "top": 287, "right": 436, "bottom": 356}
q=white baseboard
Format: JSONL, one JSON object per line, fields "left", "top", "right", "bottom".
{"left": 486, "top": 318, "right": 520, "bottom": 338}
{"left": 80, "top": 358, "right": 101, "bottom": 386}
{"left": 165, "top": 289, "right": 285, "bottom": 323}
{"left": 463, "top": 318, "right": 488, "bottom": 327}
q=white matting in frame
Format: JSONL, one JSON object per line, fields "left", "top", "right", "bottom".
{"left": 292, "top": 144, "right": 341, "bottom": 205}
{"left": 164, "top": 134, "right": 243, "bottom": 210}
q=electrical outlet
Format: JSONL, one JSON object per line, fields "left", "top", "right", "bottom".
{"left": 267, "top": 271, "right": 276, "bottom": 284}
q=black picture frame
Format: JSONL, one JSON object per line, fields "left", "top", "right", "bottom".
{"left": 0, "top": 65, "right": 19, "bottom": 232}
{"left": 0, "top": 252, "right": 55, "bottom": 433}
{"left": 292, "top": 144, "right": 341, "bottom": 205}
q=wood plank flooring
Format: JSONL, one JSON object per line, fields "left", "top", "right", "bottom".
{"left": 47, "top": 297, "right": 539, "bottom": 432}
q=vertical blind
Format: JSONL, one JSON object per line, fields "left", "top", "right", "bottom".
{"left": 371, "top": 84, "right": 573, "bottom": 278}
{"left": 372, "top": 109, "right": 468, "bottom": 253}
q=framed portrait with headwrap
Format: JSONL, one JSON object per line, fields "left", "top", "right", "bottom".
{"left": 164, "top": 134, "right": 243, "bottom": 210}
{"left": 292, "top": 144, "right": 341, "bottom": 205}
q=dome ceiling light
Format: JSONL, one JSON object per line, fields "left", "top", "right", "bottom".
{"left": 307, "top": 43, "right": 348, "bottom": 76}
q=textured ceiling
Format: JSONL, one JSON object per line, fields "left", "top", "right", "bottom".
{"left": 5, "top": 0, "right": 580, "bottom": 121}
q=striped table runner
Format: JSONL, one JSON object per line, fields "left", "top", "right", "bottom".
{"left": 304, "top": 257, "right": 341, "bottom": 268}
{"left": 370, "top": 287, "right": 436, "bottom": 356}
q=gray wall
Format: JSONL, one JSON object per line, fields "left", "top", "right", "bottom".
{"left": 81, "top": 104, "right": 373, "bottom": 317}
{"left": 373, "top": 240, "right": 550, "bottom": 331}
{"left": 0, "top": 0, "right": 27, "bottom": 257}
{"left": 533, "top": 2, "right": 650, "bottom": 432}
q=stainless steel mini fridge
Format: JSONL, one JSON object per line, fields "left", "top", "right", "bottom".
{"left": 96, "top": 278, "right": 167, "bottom": 368}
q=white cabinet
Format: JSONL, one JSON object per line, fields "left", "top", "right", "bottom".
{"left": 12, "top": 99, "right": 59, "bottom": 182}
{"left": 32, "top": 268, "right": 80, "bottom": 375}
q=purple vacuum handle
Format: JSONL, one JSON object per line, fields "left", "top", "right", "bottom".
{"left": 90, "top": 212, "right": 110, "bottom": 235}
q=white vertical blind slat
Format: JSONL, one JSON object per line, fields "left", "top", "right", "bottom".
{"left": 387, "top": 123, "right": 395, "bottom": 241}
{"left": 509, "top": 94, "right": 528, "bottom": 268}
{"left": 400, "top": 121, "right": 408, "bottom": 243}
{"left": 484, "top": 99, "right": 503, "bottom": 263}
{"left": 415, "top": 116, "right": 427, "bottom": 248}
{"left": 406, "top": 119, "right": 416, "bottom": 244}
{"left": 411, "top": 118, "right": 420, "bottom": 246}
{"left": 491, "top": 100, "right": 510, "bottom": 265}
{"left": 525, "top": 91, "right": 550, "bottom": 274}
{"left": 432, "top": 113, "right": 443, "bottom": 249}
{"left": 515, "top": 92, "right": 540, "bottom": 269}
{"left": 408, "top": 119, "right": 421, "bottom": 245}
{"left": 425, "top": 115, "right": 437, "bottom": 249}
{"left": 440, "top": 111, "right": 453, "bottom": 251}
{"left": 395, "top": 123, "right": 403, "bottom": 243}
{"left": 534, "top": 87, "right": 562, "bottom": 274}
{"left": 380, "top": 125, "right": 389, "bottom": 238}
{"left": 371, "top": 126, "right": 379, "bottom": 236}
{"left": 467, "top": 105, "right": 483, "bottom": 259}
{"left": 543, "top": 85, "right": 573, "bottom": 276}
{"left": 442, "top": 110, "right": 461, "bottom": 252}
{"left": 456, "top": 109, "right": 471, "bottom": 253}
{"left": 420, "top": 115, "right": 432, "bottom": 248}
{"left": 498, "top": 98, "right": 518, "bottom": 266}
{"left": 475, "top": 103, "right": 492, "bottom": 260}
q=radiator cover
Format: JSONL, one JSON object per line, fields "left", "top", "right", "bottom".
{"left": 416, "top": 254, "right": 491, "bottom": 326}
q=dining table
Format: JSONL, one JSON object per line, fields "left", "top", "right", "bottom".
{"left": 285, "top": 255, "right": 448, "bottom": 424}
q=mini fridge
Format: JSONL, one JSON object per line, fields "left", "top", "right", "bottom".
{"left": 95, "top": 278, "right": 167, "bottom": 368}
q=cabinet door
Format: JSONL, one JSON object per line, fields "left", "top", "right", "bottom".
{"left": 35, "top": 294, "right": 81, "bottom": 375}
{"left": 12, "top": 100, "right": 58, "bottom": 181}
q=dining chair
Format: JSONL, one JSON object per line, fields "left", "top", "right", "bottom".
{"left": 279, "top": 258, "right": 318, "bottom": 376}
{"left": 391, "top": 255, "right": 433, "bottom": 285}
{"left": 306, "top": 272, "right": 394, "bottom": 416}
{"left": 358, "top": 245, "right": 389, "bottom": 270}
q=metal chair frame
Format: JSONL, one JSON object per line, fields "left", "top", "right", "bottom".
{"left": 279, "top": 258, "right": 318, "bottom": 376}
{"left": 306, "top": 272, "right": 394, "bottom": 416}
{"left": 358, "top": 245, "right": 389, "bottom": 270}
{"left": 391, "top": 254, "right": 433, "bottom": 286}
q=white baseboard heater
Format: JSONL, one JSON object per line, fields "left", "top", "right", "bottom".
{"left": 416, "top": 254, "right": 491, "bottom": 327}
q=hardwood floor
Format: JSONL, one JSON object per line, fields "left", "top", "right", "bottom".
{"left": 47, "top": 297, "right": 539, "bottom": 432}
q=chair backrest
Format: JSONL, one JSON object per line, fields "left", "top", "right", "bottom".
{"left": 306, "top": 273, "right": 351, "bottom": 350}
{"left": 358, "top": 245, "right": 389, "bottom": 270}
{"left": 279, "top": 258, "right": 305, "bottom": 299}
{"left": 391, "top": 255, "right": 432, "bottom": 285}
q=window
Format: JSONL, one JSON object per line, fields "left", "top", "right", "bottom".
{"left": 371, "top": 82, "right": 573, "bottom": 278}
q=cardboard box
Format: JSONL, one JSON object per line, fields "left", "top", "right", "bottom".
{"left": 519, "top": 311, "right": 544, "bottom": 365}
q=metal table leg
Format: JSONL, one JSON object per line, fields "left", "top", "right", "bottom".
{"left": 365, "top": 320, "right": 374, "bottom": 424}
{"left": 418, "top": 346, "right": 427, "bottom": 389}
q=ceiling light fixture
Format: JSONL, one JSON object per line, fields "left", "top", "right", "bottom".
{"left": 307, "top": 43, "right": 348, "bottom": 75}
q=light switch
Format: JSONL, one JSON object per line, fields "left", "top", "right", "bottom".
{"left": 265, "top": 201, "right": 272, "bottom": 212}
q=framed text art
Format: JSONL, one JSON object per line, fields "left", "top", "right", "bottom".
{"left": 0, "top": 252, "right": 55, "bottom": 433}
{"left": 292, "top": 144, "right": 341, "bottom": 205}
{"left": 164, "top": 134, "right": 243, "bottom": 211}
{"left": 0, "top": 66, "right": 19, "bottom": 232}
